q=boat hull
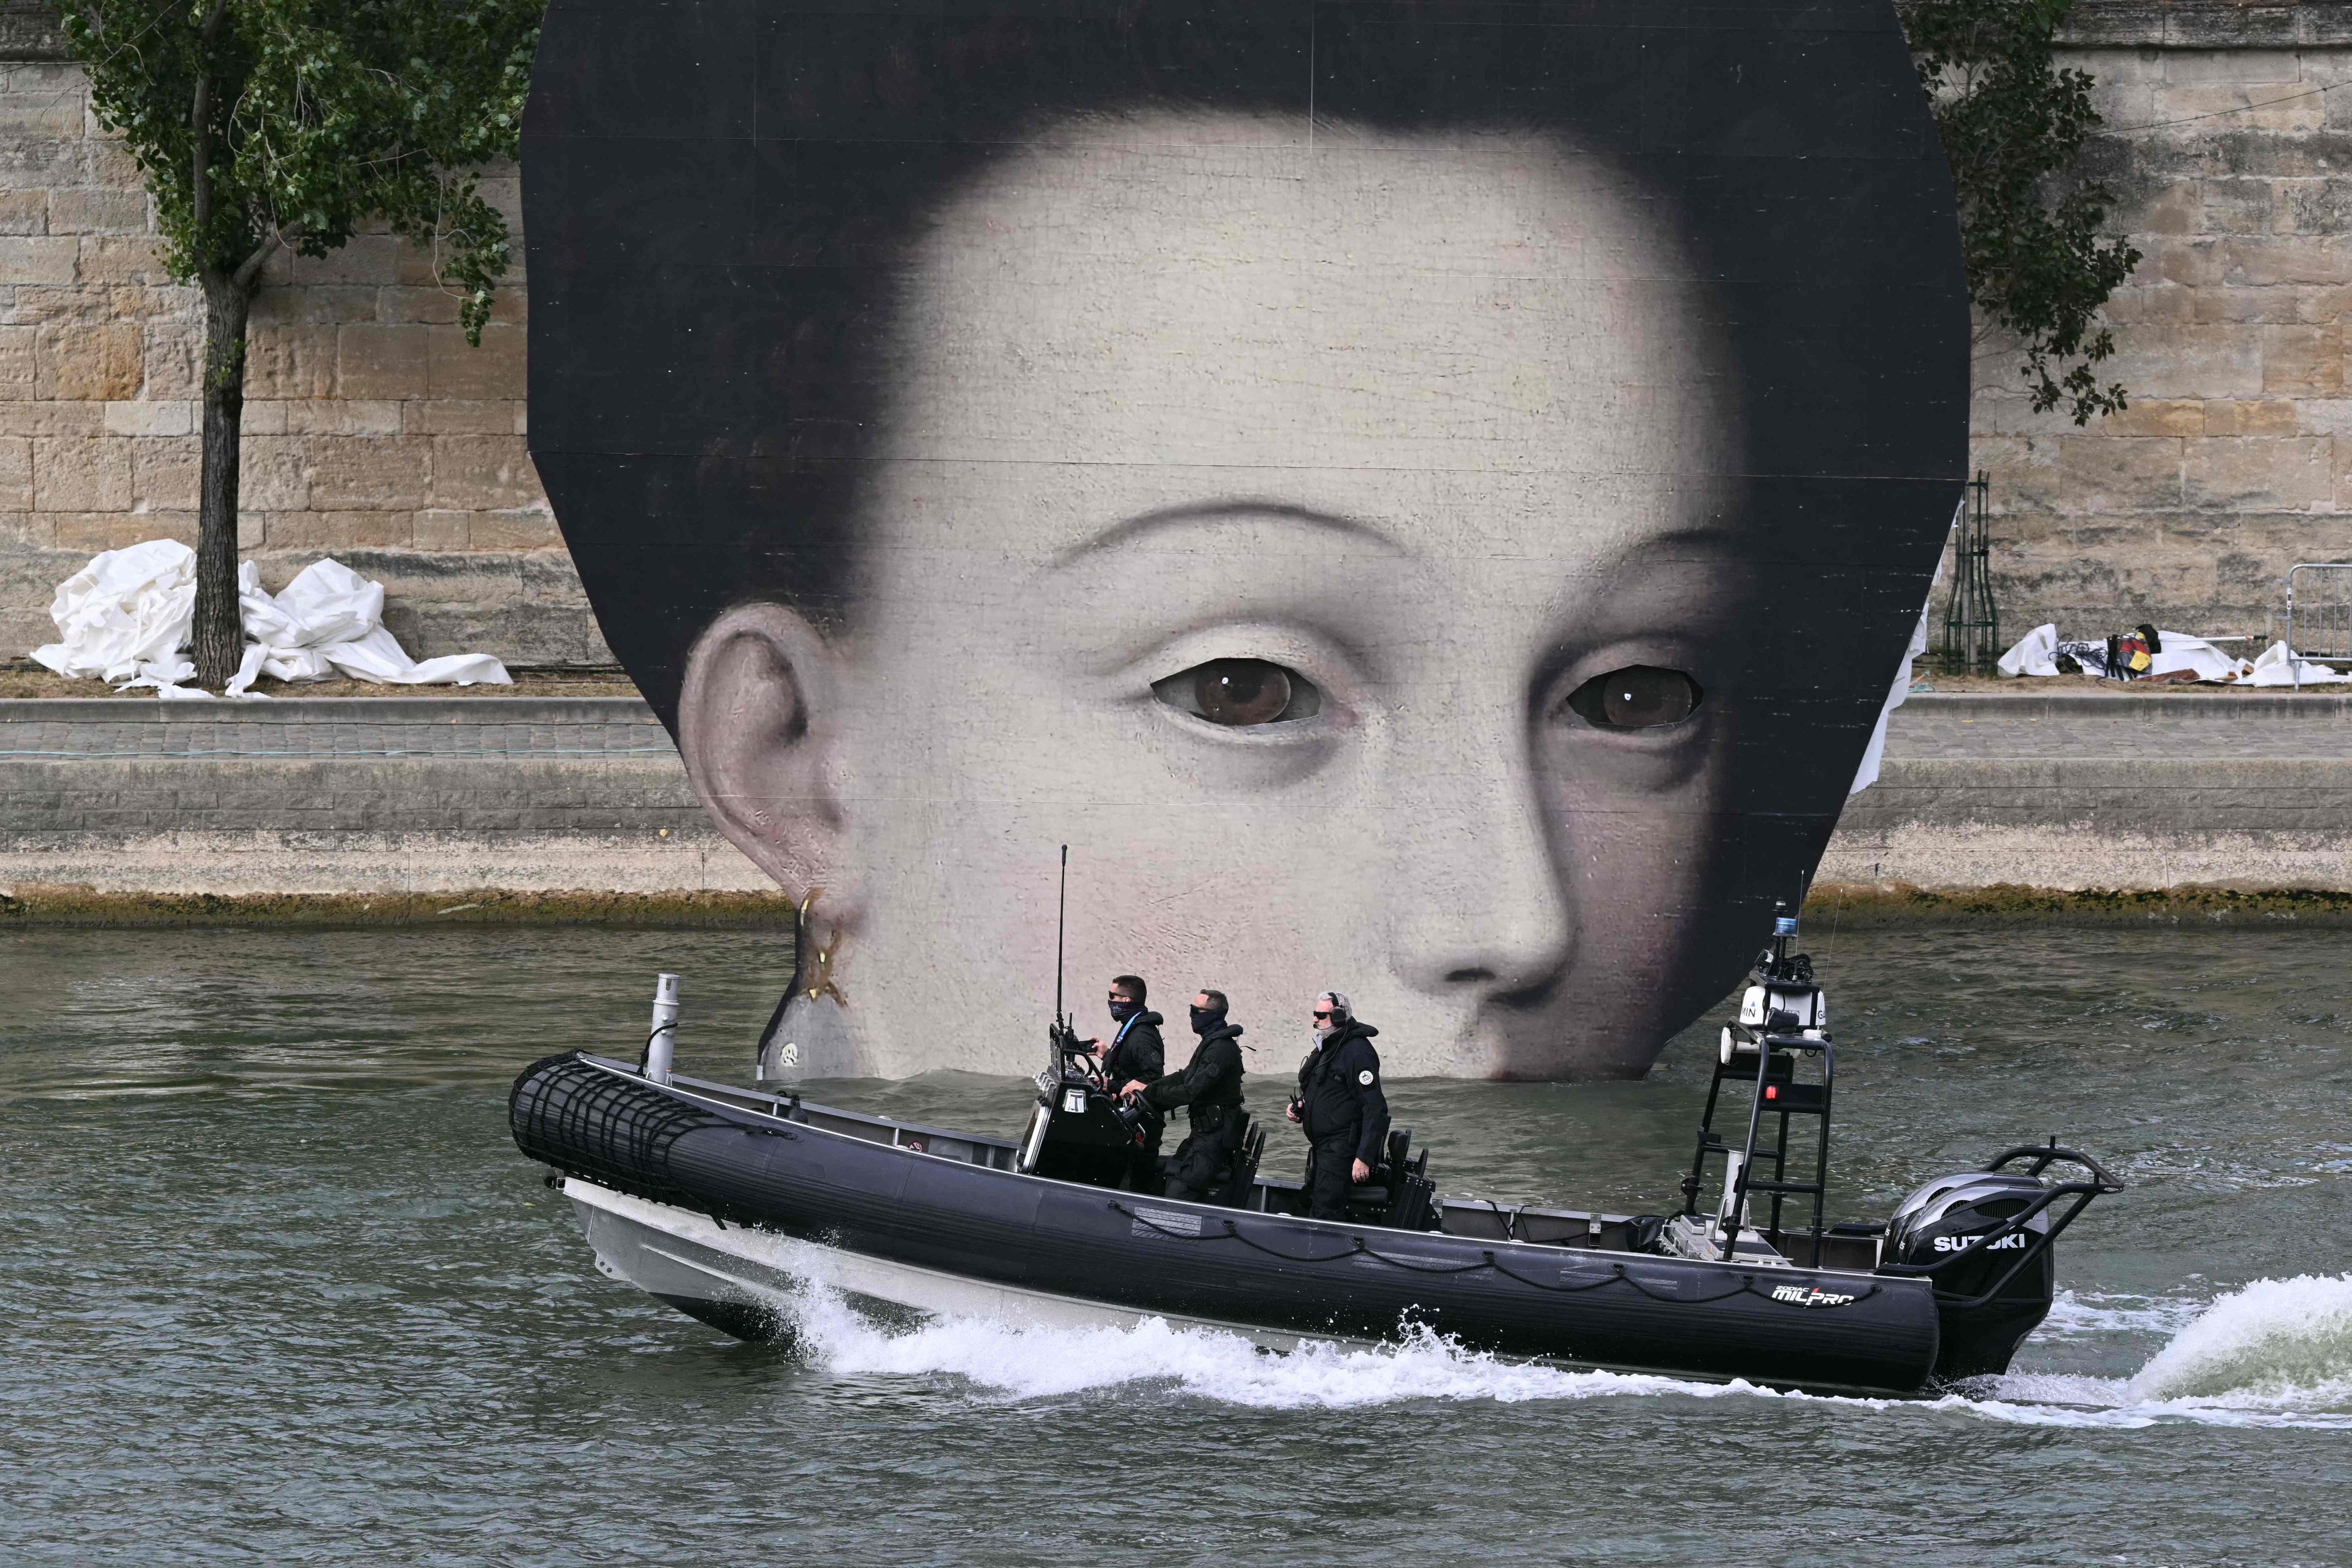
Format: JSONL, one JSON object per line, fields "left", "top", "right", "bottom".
{"left": 514, "top": 1052, "right": 1944, "bottom": 1393}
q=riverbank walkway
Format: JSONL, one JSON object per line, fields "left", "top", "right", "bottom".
{"left": 6, "top": 690, "right": 2352, "bottom": 912}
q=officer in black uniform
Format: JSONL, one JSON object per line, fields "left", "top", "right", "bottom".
{"left": 1287, "top": 989, "right": 1390, "bottom": 1221}
{"left": 1121, "top": 988, "right": 1245, "bottom": 1203}
{"left": 1090, "top": 974, "right": 1163, "bottom": 1191}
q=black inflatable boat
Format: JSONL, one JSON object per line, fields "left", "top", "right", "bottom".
{"left": 510, "top": 918, "right": 2121, "bottom": 1395}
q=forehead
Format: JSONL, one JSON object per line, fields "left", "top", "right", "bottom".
{"left": 872, "top": 113, "right": 1735, "bottom": 559}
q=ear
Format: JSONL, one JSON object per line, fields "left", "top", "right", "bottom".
{"left": 677, "top": 601, "right": 850, "bottom": 911}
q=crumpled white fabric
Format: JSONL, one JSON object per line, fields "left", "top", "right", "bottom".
{"left": 1997, "top": 624, "right": 2288, "bottom": 685}
{"left": 2242, "top": 639, "right": 2350, "bottom": 686}
{"left": 1997, "top": 623, "right": 2063, "bottom": 678}
{"left": 222, "top": 559, "right": 510, "bottom": 696}
{"left": 30, "top": 539, "right": 198, "bottom": 682}
{"left": 29, "top": 541, "right": 512, "bottom": 697}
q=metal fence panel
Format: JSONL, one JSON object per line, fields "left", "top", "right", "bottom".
{"left": 2287, "top": 563, "right": 2352, "bottom": 690}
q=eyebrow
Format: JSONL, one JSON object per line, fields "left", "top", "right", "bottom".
{"left": 1049, "top": 500, "right": 1405, "bottom": 568}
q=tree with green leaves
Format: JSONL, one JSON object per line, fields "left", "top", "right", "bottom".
{"left": 55, "top": 1, "right": 542, "bottom": 686}
{"left": 1900, "top": 0, "right": 2142, "bottom": 427}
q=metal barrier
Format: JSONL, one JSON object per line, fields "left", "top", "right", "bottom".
{"left": 1940, "top": 471, "right": 1998, "bottom": 674}
{"left": 2286, "top": 563, "right": 2352, "bottom": 690}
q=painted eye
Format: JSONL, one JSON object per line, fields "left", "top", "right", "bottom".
{"left": 1563, "top": 665, "right": 1703, "bottom": 729}
{"left": 1153, "top": 659, "right": 1324, "bottom": 727}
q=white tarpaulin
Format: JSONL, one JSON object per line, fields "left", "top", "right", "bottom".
{"left": 1995, "top": 624, "right": 2332, "bottom": 686}
{"left": 30, "top": 539, "right": 197, "bottom": 682}
{"left": 29, "top": 541, "right": 512, "bottom": 696}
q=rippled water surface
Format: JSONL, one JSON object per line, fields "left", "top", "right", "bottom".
{"left": 4, "top": 924, "right": 2350, "bottom": 1565}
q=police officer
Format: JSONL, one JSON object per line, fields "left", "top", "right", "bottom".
{"left": 1091, "top": 974, "right": 1163, "bottom": 1191}
{"left": 1286, "top": 990, "right": 1390, "bottom": 1221}
{"left": 1121, "top": 989, "right": 1245, "bottom": 1203}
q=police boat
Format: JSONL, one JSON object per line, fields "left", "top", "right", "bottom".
{"left": 509, "top": 906, "right": 2121, "bottom": 1396}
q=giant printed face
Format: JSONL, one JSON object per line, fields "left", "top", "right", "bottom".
{"left": 525, "top": 2, "right": 1969, "bottom": 1079}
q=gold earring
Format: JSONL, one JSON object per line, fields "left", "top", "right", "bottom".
{"left": 798, "top": 885, "right": 845, "bottom": 1007}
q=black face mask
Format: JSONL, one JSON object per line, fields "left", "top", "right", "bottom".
{"left": 1109, "top": 998, "right": 1139, "bottom": 1023}
{"left": 1189, "top": 1007, "right": 1225, "bottom": 1035}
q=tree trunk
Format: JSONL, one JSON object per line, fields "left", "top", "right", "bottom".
{"left": 191, "top": 277, "right": 252, "bottom": 688}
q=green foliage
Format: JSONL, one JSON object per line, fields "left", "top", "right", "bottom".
{"left": 1901, "top": 0, "right": 2142, "bottom": 425}
{"left": 57, "top": 0, "right": 540, "bottom": 340}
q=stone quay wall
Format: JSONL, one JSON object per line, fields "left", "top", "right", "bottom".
{"left": 10, "top": 4, "right": 2352, "bottom": 664}
{"left": 0, "top": 3, "right": 596, "bottom": 667}
{"left": 9, "top": 692, "right": 2352, "bottom": 908}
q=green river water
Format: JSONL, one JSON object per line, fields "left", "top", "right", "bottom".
{"left": 3, "top": 924, "right": 2349, "bottom": 1565}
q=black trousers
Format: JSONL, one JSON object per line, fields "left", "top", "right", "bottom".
{"left": 1123, "top": 1122, "right": 1165, "bottom": 1197}
{"left": 1164, "top": 1113, "right": 1239, "bottom": 1202}
{"left": 1305, "top": 1132, "right": 1360, "bottom": 1221}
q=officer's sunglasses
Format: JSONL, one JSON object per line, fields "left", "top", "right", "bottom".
{"left": 1312, "top": 1009, "right": 1336, "bottom": 1020}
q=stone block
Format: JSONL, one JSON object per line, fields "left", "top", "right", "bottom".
{"left": 2164, "top": 51, "right": 2302, "bottom": 88}
{"left": 426, "top": 323, "right": 524, "bottom": 400}
{"left": 431, "top": 435, "right": 543, "bottom": 510}
{"left": 37, "top": 321, "right": 143, "bottom": 400}
{"left": 249, "top": 284, "right": 378, "bottom": 327}
{"left": 282, "top": 399, "right": 402, "bottom": 437}
{"left": 2059, "top": 436, "right": 2184, "bottom": 511}
{"left": 2101, "top": 323, "right": 2264, "bottom": 398}
{"left": 141, "top": 323, "right": 202, "bottom": 400}
{"left": 102, "top": 399, "right": 193, "bottom": 438}
{"left": 2105, "top": 397, "right": 2204, "bottom": 436}
{"left": 0, "top": 235, "right": 76, "bottom": 284}
{"left": 2184, "top": 436, "right": 2331, "bottom": 510}
{"left": 2152, "top": 237, "right": 2226, "bottom": 287}
{"left": 237, "top": 434, "right": 312, "bottom": 511}
{"left": 403, "top": 398, "right": 522, "bottom": 435}
{"left": 2203, "top": 177, "right": 2278, "bottom": 234}
{"left": 243, "top": 324, "right": 338, "bottom": 399}
{"left": 131, "top": 435, "right": 200, "bottom": 512}
{"left": 75, "top": 235, "right": 165, "bottom": 284}
{"left": 289, "top": 235, "right": 400, "bottom": 287}
{"left": 413, "top": 509, "right": 471, "bottom": 549}
{"left": 1971, "top": 435, "right": 2063, "bottom": 512}
{"left": 53, "top": 510, "right": 200, "bottom": 551}
{"left": 30, "top": 435, "right": 131, "bottom": 510}
{"left": 263, "top": 509, "right": 413, "bottom": 549}
{"left": 2222, "top": 235, "right": 2352, "bottom": 286}
{"left": 0, "top": 189, "right": 48, "bottom": 235}
{"left": 306, "top": 435, "right": 431, "bottom": 510}
{"left": 2202, "top": 398, "right": 2300, "bottom": 436}
{"left": 0, "top": 325, "right": 34, "bottom": 398}
{"left": 0, "top": 402, "right": 102, "bottom": 436}
{"left": 0, "top": 508, "right": 53, "bottom": 546}
{"left": 336, "top": 323, "right": 427, "bottom": 400}
{"left": 46, "top": 188, "right": 146, "bottom": 235}
{"left": 0, "top": 436, "right": 30, "bottom": 509}
{"left": 2262, "top": 323, "right": 2345, "bottom": 394}
{"left": 2109, "top": 284, "right": 2199, "bottom": 324}
{"left": 377, "top": 285, "right": 461, "bottom": 326}
{"left": 2154, "top": 85, "right": 2325, "bottom": 134}
{"left": 470, "top": 509, "right": 562, "bottom": 549}
{"left": 0, "top": 91, "right": 85, "bottom": 138}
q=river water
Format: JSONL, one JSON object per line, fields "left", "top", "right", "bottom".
{"left": 4, "top": 924, "right": 2349, "bottom": 1565}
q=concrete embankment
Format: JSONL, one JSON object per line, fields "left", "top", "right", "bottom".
{"left": 6, "top": 691, "right": 2352, "bottom": 923}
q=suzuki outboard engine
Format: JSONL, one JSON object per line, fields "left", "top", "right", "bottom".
{"left": 1886, "top": 1168, "right": 2056, "bottom": 1380}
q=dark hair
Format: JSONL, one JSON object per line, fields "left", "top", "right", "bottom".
{"left": 527, "top": 0, "right": 1966, "bottom": 736}
{"left": 1196, "top": 989, "right": 1229, "bottom": 1015}
{"left": 1112, "top": 974, "right": 1147, "bottom": 1005}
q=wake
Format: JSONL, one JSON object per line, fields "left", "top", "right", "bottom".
{"left": 775, "top": 1272, "right": 2352, "bottom": 1430}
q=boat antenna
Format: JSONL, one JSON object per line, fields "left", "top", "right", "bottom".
{"left": 1054, "top": 844, "right": 1069, "bottom": 1035}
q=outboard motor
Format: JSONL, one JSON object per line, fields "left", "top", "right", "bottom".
{"left": 1879, "top": 1147, "right": 2122, "bottom": 1381}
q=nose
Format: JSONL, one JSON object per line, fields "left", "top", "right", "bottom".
{"left": 1376, "top": 698, "right": 1574, "bottom": 1001}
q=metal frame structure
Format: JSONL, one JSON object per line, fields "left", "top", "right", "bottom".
{"left": 2285, "top": 562, "right": 2352, "bottom": 691}
{"left": 1940, "top": 471, "right": 1998, "bottom": 675}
